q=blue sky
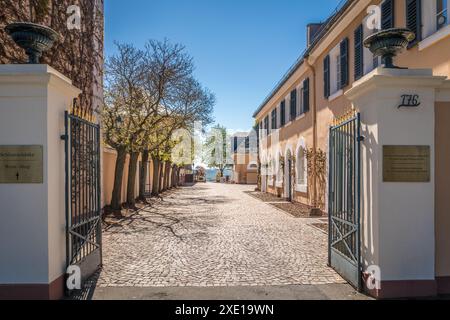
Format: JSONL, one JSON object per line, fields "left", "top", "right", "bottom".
{"left": 105, "top": 0, "right": 343, "bottom": 131}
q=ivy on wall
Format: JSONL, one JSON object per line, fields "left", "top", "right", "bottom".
{"left": 0, "top": 0, "right": 104, "bottom": 114}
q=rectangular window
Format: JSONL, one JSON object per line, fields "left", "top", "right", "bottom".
{"left": 406, "top": 0, "right": 422, "bottom": 45}
{"left": 302, "top": 78, "right": 310, "bottom": 114}
{"left": 264, "top": 116, "right": 269, "bottom": 136}
{"left": 437, "top": 0, "right": 448, "bottom": 30}
{"left": 280, "top": 100, "right": 286, "bottom": 126}
{"left": 354, "top": 24, "right": 364, "bottom": 80}
{"left": 339, "top": 38, "right": 349, "bottom": 88}
{"left": 290, "top": 89, "right": 297, "bottom": 121}
{"left": 381, "top": 0, "right": 395, "bottom": 30}
{"left": 323, "top": 55, "right": 330, "bottom": 98}
{"left": 271, "top": 109, "right": 277, "bottom": 131}
{"left": 336, "top": 55, "right": 341, "bottom": 90}
{"left": 373, "top": 55, "right": 379, "bottom": 69}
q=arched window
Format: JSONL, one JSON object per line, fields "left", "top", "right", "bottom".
{"left": 297, "top": 147, "right": 307, "bottom": 186}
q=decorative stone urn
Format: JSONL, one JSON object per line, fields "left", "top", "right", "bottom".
{"left": 5, "top": 22, "right": 60, "bottom": 64}
{"left": 364, "top": 28, "right": 415, "bottom": 69}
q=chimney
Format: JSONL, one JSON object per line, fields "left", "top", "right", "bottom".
{"left": 307, "top": 23, "right": 324, "bottom": 47}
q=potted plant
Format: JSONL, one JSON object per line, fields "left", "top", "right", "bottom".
{"left": 364, "top": 28, "right": 415, "bottom": 69}
{"left": 4, "top": 0, "right": 60, "bottom": 64}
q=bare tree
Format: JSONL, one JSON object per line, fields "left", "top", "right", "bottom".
{"left": 102, "top": 43, "right": 145, "bottom": 211}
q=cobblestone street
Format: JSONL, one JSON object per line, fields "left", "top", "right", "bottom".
{"left": 97, "top": 183, "right": 346, "bottom": 289}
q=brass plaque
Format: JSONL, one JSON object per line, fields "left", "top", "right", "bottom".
{"left": 0, "top": 146, "right": 43, "bottom": 184}
{"left": 383, "top": 146, "right": 430, "bottom": 182}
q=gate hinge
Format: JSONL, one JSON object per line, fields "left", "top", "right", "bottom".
{"left": 60, "top": 134, "right": 68, "bottom": 141}
{"left": 357, "top": 136, "right": 365, "bottom": 142}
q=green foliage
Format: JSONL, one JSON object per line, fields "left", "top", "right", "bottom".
{"left": 203, "top": 124, "right": 232, "bottom": 176}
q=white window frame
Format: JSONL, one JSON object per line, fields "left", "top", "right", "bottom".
{"left": 295, "top": 139, "right": 308, "bottom": 193}
{"left": 329, "top": 44, "right": 341, "bottom": 96}
{"left": 420, "top": 0, "right": 450, "bottom": 49}
{"left": 436, "top": 0, "right": 448, "bottom": 30}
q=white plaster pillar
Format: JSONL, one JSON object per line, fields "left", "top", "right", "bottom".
{"left": 345, "top": 67, "right": 447, "bottom": 299}
{"left": 0, "top": 65, "right": 81, "bottom": 300}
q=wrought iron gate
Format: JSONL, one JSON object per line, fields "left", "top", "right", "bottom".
{"left": 328, "top": 112, "right": 362, "bottom": 290}
{"left": 63, "top": 111, "right": 102, "bottom": 289}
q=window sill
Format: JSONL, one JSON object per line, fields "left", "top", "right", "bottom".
{"left": 296, "top": 184, "right": 307, "bottom": 193}
{"left": 328, "top": 89, "right": 344, "bottom": 102}
{"left": 419, "top": 25, "right": 450, "bottom": 51}
{"left": 284, "top": 121, "right": 293, "bottom": 128}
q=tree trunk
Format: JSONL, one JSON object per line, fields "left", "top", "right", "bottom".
{"left": 151, "top": 157, "right": 160, "bottom": 196}
{"left": 159, "top": 161, "right": 165, "bottom": 192}
{"left": 172, "top": 165, "right": 177, "bottom": 188}
{"left": 126, "top": 151, "right": 139, "bottom": 207}
{"left": 138, "top": 149, "right": 149, "bottom": 200}
{"left": 111, "top": 146, "right": 127, "bottom": 211}
{"left": 164, "top": 162, "right": 171, "bottom": 190}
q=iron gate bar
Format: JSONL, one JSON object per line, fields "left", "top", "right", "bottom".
{"left": 328, "top": 112, "right": 362, "bottom": 291}
{"left": 63, "top": 111, "right": 102, "bottom": 288}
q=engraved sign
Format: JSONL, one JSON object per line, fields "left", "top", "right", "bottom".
{"left": 0, "top": 146, "right": 43, "bottom": 184}
{"left": 383, "top": 146, "right": 430, "bottom": 182}
{"left": 398, "top": 94, "right": 421, "bottom": 108}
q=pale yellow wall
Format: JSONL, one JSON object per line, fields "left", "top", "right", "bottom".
{"left": 102, "top": 148, "right": 152, "bottom": 206}
{"left": 256, "top": 0, "right": 450, "bottom": 206}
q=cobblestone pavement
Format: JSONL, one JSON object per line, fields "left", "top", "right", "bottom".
{"left": 97, "top": 183, "right": 346, "bottom": 288}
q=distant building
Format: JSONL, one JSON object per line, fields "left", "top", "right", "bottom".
{"left": 231, "top": 132, "right": 258, "bottom": 185}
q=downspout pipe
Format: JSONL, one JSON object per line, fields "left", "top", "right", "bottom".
{"left": 305, "top": 55, "right": 318, "bottom": 210}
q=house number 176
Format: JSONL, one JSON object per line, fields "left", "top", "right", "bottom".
{"left": 399, "top": 94, "right": 421, "bottom": 108}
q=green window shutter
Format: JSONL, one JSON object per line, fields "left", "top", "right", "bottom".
{"left": 303, "top": 78, "right": 310, "bottom": 113}
{"left": 340, "top": 37, "right": 349, "bottom": 89}
{"left": 354, "top": 25, "right": 364, "bottom": 81}
{"left": 264, "top": 116, "right": 269, "bottom": 135}
{"left": 381, "top": 0, "right": 395, "bottom": 30}
{"left": 271, "top": 109, "right": 277, "bottom": 130}
{"left": 280, "top": 100, "right": 286, "bottom": 126}
{"left": 406, "top": 0, "right": 421, "bottom": 46}
{"left": 324, "top": 55, "right": 330, "bottom": 98}
{"left": 290, "top": 89, "right": 297, "bottom": 121}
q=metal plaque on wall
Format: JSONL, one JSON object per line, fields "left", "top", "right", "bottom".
{"left": 0, "top": 146, "right": 43, "bottom": 184}
{"left": 383, "top": 146, "right": 430, "bottom": 183}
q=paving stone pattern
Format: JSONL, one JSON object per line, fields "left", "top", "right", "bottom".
{"left": 98, "top": 183, "right": 345, "bottom": 287}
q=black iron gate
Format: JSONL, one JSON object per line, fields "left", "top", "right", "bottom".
{"left": 63, "top": 111, "right": 102, "bottom": 289}
{"left": 328, "top": 112, "right": 362, "bottom": 290}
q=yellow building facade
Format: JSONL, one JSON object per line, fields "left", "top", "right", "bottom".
{"left": 254, "top": 0, "right": 450, "bottom": 297}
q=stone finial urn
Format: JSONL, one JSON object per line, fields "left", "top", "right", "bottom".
{"left": 5, "top": 22, "right": 60, "bottom": 64}
{"left": 364, "top": 28, "right": 415, "bottom": 69}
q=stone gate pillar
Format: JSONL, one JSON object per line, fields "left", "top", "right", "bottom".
{"left": 0, "top": 65, "right": 81, "bottom": 300}
{"left": 345, "top": 67, "right": 448, "bottom": 299}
